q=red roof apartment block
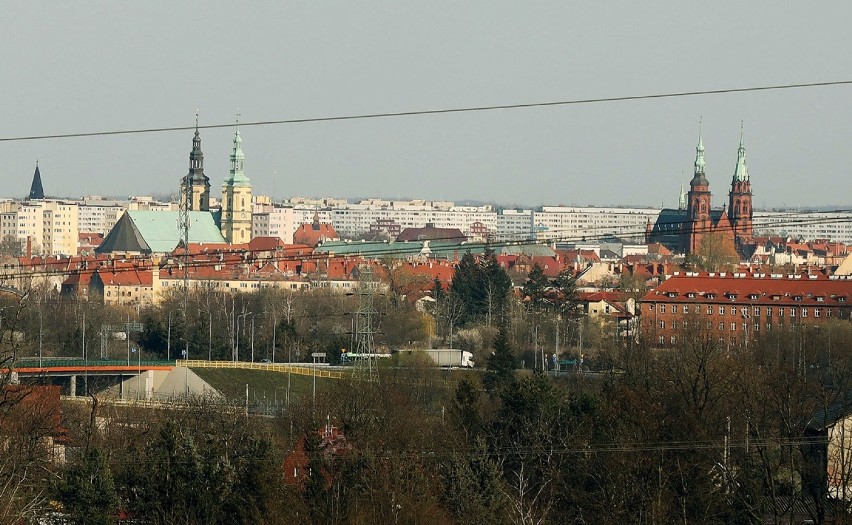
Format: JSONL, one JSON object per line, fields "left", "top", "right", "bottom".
{"left": 640, "top": 271, "right": 852, "bottom": 347}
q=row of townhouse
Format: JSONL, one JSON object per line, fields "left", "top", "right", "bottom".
{"left": 639, "top": 270, "right": 852, "bottom": 347}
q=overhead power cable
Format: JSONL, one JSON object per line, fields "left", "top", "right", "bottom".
{"left": 1, "top": 80, "right": 851, "bottom": 142}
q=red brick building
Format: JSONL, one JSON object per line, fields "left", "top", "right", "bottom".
{"left": 640, "top": 271, "right": 851, "bottom": 347}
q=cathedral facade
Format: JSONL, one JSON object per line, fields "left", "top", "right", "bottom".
{"left": 648, "top": 127, "right": 754, "bottom": 258}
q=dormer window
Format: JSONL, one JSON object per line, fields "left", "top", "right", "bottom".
{"left": 706, "top": 293, "right": 715, "bottom": 299}
{"left": 793, "top": 295, "right": 803, "bottom": 301}
{"left": 839, "top": 297, "right": 847, "bottom": 303}
{"left": 687, "top": 292, "right": 695, "bottom": 299}
{"left": 815, "top": 296, "right": 825, "bottom": 302}
{"left": 748, "top": 294, "right": 759, "bottom": 300}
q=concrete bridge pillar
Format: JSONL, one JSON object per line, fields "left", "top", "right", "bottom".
{"left": 69, "top": 375, "right": 77, "bottom": 398}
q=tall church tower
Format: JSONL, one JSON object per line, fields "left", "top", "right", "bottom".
{"left": 180, "top": 116, "right": 210, "bottom": 211}
{"left": 220, "top": 123, "right": 252, "bottom": 244}
{"left": 685, "top": 129, "right": 712, "bottom": 254}
{"left": 728, "top": 125, "right": 753, "bottom": 242}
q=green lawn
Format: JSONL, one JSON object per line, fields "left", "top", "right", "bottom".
{"left": 191, "top": 367, "right": 336, "bottom": 403}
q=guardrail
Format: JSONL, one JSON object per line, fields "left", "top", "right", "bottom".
{"left": 177, "top": 360, "right": 345, "bottom": 379}
{"left": 13, "top": 359, "right": 176, "bottom": 369}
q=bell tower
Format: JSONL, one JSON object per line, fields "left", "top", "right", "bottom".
{"left": 685, "top": 126, "right": 712, "bottom": 254}
{"left": 728, "top": 123, "right": 753, "bottom": 242}
{"left": 180, "top": 114, "right": 210, "bottom": 211}
{"left": 220, "top": 118, "right": 253, "bottom": 244}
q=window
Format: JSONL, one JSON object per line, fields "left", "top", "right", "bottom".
{"left": 719, "top": 306, "right": 725, "bottom": 315}
{"left": 659, "top": 336, "right": 664, "bottom": 345}
{"left": 706, "top": 321, "right": 712, "bottom": 329}
{"left": 753, "top": 323, "right": 760, "bottom": 332}
{"left": 790, "top": 308, "right": 796, "bottom": 318}
{"left": 670, "top": 305, "right": 676, "bottom": 314}
{"left": 706, "top": 305, "right": 713, "bottom": 315}
{"left": 731, "top": 323, "right": 736, "bottom": 331}
{"left": 670, "top": 336, "right": 676, "bottom": 345}
{"left": 766, "top": 323, "right": 772, "bottom": 331}
{"left": 718, "top": 322, "right": 725, "bottom": 331}
{"left": 801, "top": 308, "right": 808, "bottom": 318}
{"left": 659, "top": 321, "right": 665, "bottom": 329}
{"left": 741, "top": 307, "right": 748, "bottom": 317}
{"left": 682, "top": 321, "right": 688, "bottom": 329}
{"left": 730, "top": 306, "right": 737, "bottom": 315}
{"left": 827, "top": 309, "right": 832, "bottom": 318}
{"left": 742, "top": 323, "right": 748, "bottom": 332}
{"left": 815, "top": 308, "right": 821, "bottom": 318}
{"left": 683, "top": 305, "right": 689, "bottom": 314}
{"left": 649, "top": 304, "right": 655, "bottom": 312}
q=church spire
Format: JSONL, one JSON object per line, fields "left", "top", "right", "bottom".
{"left": 226, "top": 115, "right": 250, "bottom": 185}
{"left": 694, "top": 119, "right": 706, "bottom": 174}
{"left": 28, "top": 161, "right": 44, "bottom": 200}
{"left": 181, "top": 111, "right": 210, "bottom": 211}
{"left": 732, "top": 121, "right": 748, "bottom": 182}
{"left": 678, "top": 183, "right": 686, "bottom": 210}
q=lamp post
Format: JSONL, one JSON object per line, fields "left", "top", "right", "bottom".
{"left": 38, "top": 307, "right": 43, "bottom": 368}
{"left": 236, "top": 311, "right": 251, "bottom": 362}
{"left": 167, "top": 311, "right": 172, "bottom": 361}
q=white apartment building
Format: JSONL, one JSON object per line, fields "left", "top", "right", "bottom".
{"left": 78, "top": 203, "right": 125, "bottom": 234}
{"left": 14, "top": 200, "right": 80, "bottom": 256}
{"left": 753, "top": 210, "right": 852, "bottom": 244}
{"left": 532, "top": 206, "right": 661, "bottom": 244}
{"left": 497, "top": 209, "right": 535, "bottom": 241}
{"left": 252, "top": 205, "right": 330, "bottom": 243}
{"left": 329, "top": 202, "right": 496, "bottom": 241}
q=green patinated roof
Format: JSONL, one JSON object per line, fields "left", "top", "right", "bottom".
{"left": 97, "top": 210, "right": 225, "bottom": 254}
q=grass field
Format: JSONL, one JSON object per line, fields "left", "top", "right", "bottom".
{"left": 191, "top": 367, "right": 337, "bottom": 403}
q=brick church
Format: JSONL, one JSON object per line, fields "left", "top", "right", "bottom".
{"left": 647, "top": 126, "right": 754, "bottom": 258}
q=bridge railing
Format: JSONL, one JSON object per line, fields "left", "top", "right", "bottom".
{"left": 13, "top": 358, "right": 176, "bottom": 369}
{"left": 177, "top": 359, "right": 345, "bottom": 379}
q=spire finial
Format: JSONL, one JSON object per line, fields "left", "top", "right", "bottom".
{"left": 195, "top": 109, "right": 199, "bottom": 130}
{"left": 236, "top": 110, "right": 241, "bottom": 127}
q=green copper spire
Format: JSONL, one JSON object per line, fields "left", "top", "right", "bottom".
{"left": 694, "top": 119, "right": 706, "bottom": 174}
{"left": 733, "top": 122, "right": 749, "bottom": 182}
{"left": 226, "top": 116, "right": 250, "bottom": 186}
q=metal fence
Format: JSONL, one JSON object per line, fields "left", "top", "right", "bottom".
{"left": 176, "top": 359, "right": 345, "bottom": 379}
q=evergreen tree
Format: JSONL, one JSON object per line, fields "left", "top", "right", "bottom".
{"left": 451, "top": 253, "right": 482, "bottom": 324}
{"left": 55, "top": 447, "right": 119, "bottom": 525}
{"left": 553, "top": 268, "right": 579, "bottom": 319}
{"left": 522, "top": 263, "right": 550, "bottom": 311}
{"left": 484, "top": 326, "right": 516, "bottom": 392}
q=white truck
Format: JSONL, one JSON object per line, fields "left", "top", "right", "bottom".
{"left": 397, "top": 348, "right": 475, "bottom": 368}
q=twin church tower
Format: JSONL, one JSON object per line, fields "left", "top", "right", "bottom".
{"left": 681, "top": 125, "right": 753, "bottom": 255}
{"left": 179, "top": 118, "right": 252, "bottom": 244}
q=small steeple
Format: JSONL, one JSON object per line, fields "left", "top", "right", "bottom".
{"left": 226, "top": 114, "right": 250, "bottom": 185}
{"left": 28, "top": 161, "right": 45, "bottom": 200}
{"left": 678, "top": 183, "right": 686, "bottom": 210}
{"left": 690, "top": 119, "right": 709, "bottom": 188}
{"left": 732, "top": 121, "right": 749, "bottom": 182}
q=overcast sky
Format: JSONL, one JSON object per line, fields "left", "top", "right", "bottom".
{"left": 2, "top": 2, "right": 850, "bottom": 209}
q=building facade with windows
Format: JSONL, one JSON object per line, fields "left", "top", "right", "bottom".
{"left": 640, "top": 271, "right": 852, "bottom": 347}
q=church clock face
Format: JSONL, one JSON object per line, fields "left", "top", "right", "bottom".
{"left": 240, "top": 212, "right": 246, "bottom": 219}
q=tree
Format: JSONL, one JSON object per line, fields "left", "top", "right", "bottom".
{"left": 484, "top": 326, "right": 516, "bottom": 392}
{"left": 55, "top": 447, "right": 119, "bottom": 525}
{"left": 522, "top": 264, "right": 550, "bottom": 312}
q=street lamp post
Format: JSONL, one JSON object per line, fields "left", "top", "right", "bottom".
{"left": 167, "top": 311, "right": 172, "bottom": 361}
{"left": 236, "top": 311, "right": 251, "bottom": 362}
{"left": 38, "top": 307, "right": 43, "bottom": 368}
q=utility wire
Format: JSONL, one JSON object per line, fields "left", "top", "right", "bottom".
{"left": 2, "top": 80, "right": 851, "bottom": 142}
{"left": 2, "top": 212, "right": 851, "bottom": 281}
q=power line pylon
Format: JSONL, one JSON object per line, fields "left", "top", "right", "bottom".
{"left": 353, "top": 264, "right": 379, "bottom": 381}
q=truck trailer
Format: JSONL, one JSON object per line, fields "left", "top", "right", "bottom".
{"left": 396, "top": 349, "right": 475, "bottom": 368}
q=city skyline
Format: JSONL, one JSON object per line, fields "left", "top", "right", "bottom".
{"left": 2, "top": 3, "right": 852, "bottom": 208}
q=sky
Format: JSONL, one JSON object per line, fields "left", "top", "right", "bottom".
{"left": 2, "top": 2, "right": 851, "bottom": 209}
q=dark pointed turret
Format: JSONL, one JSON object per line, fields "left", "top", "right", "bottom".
{"left": 28, "top": 162, "right": 44, "bottom": 200}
